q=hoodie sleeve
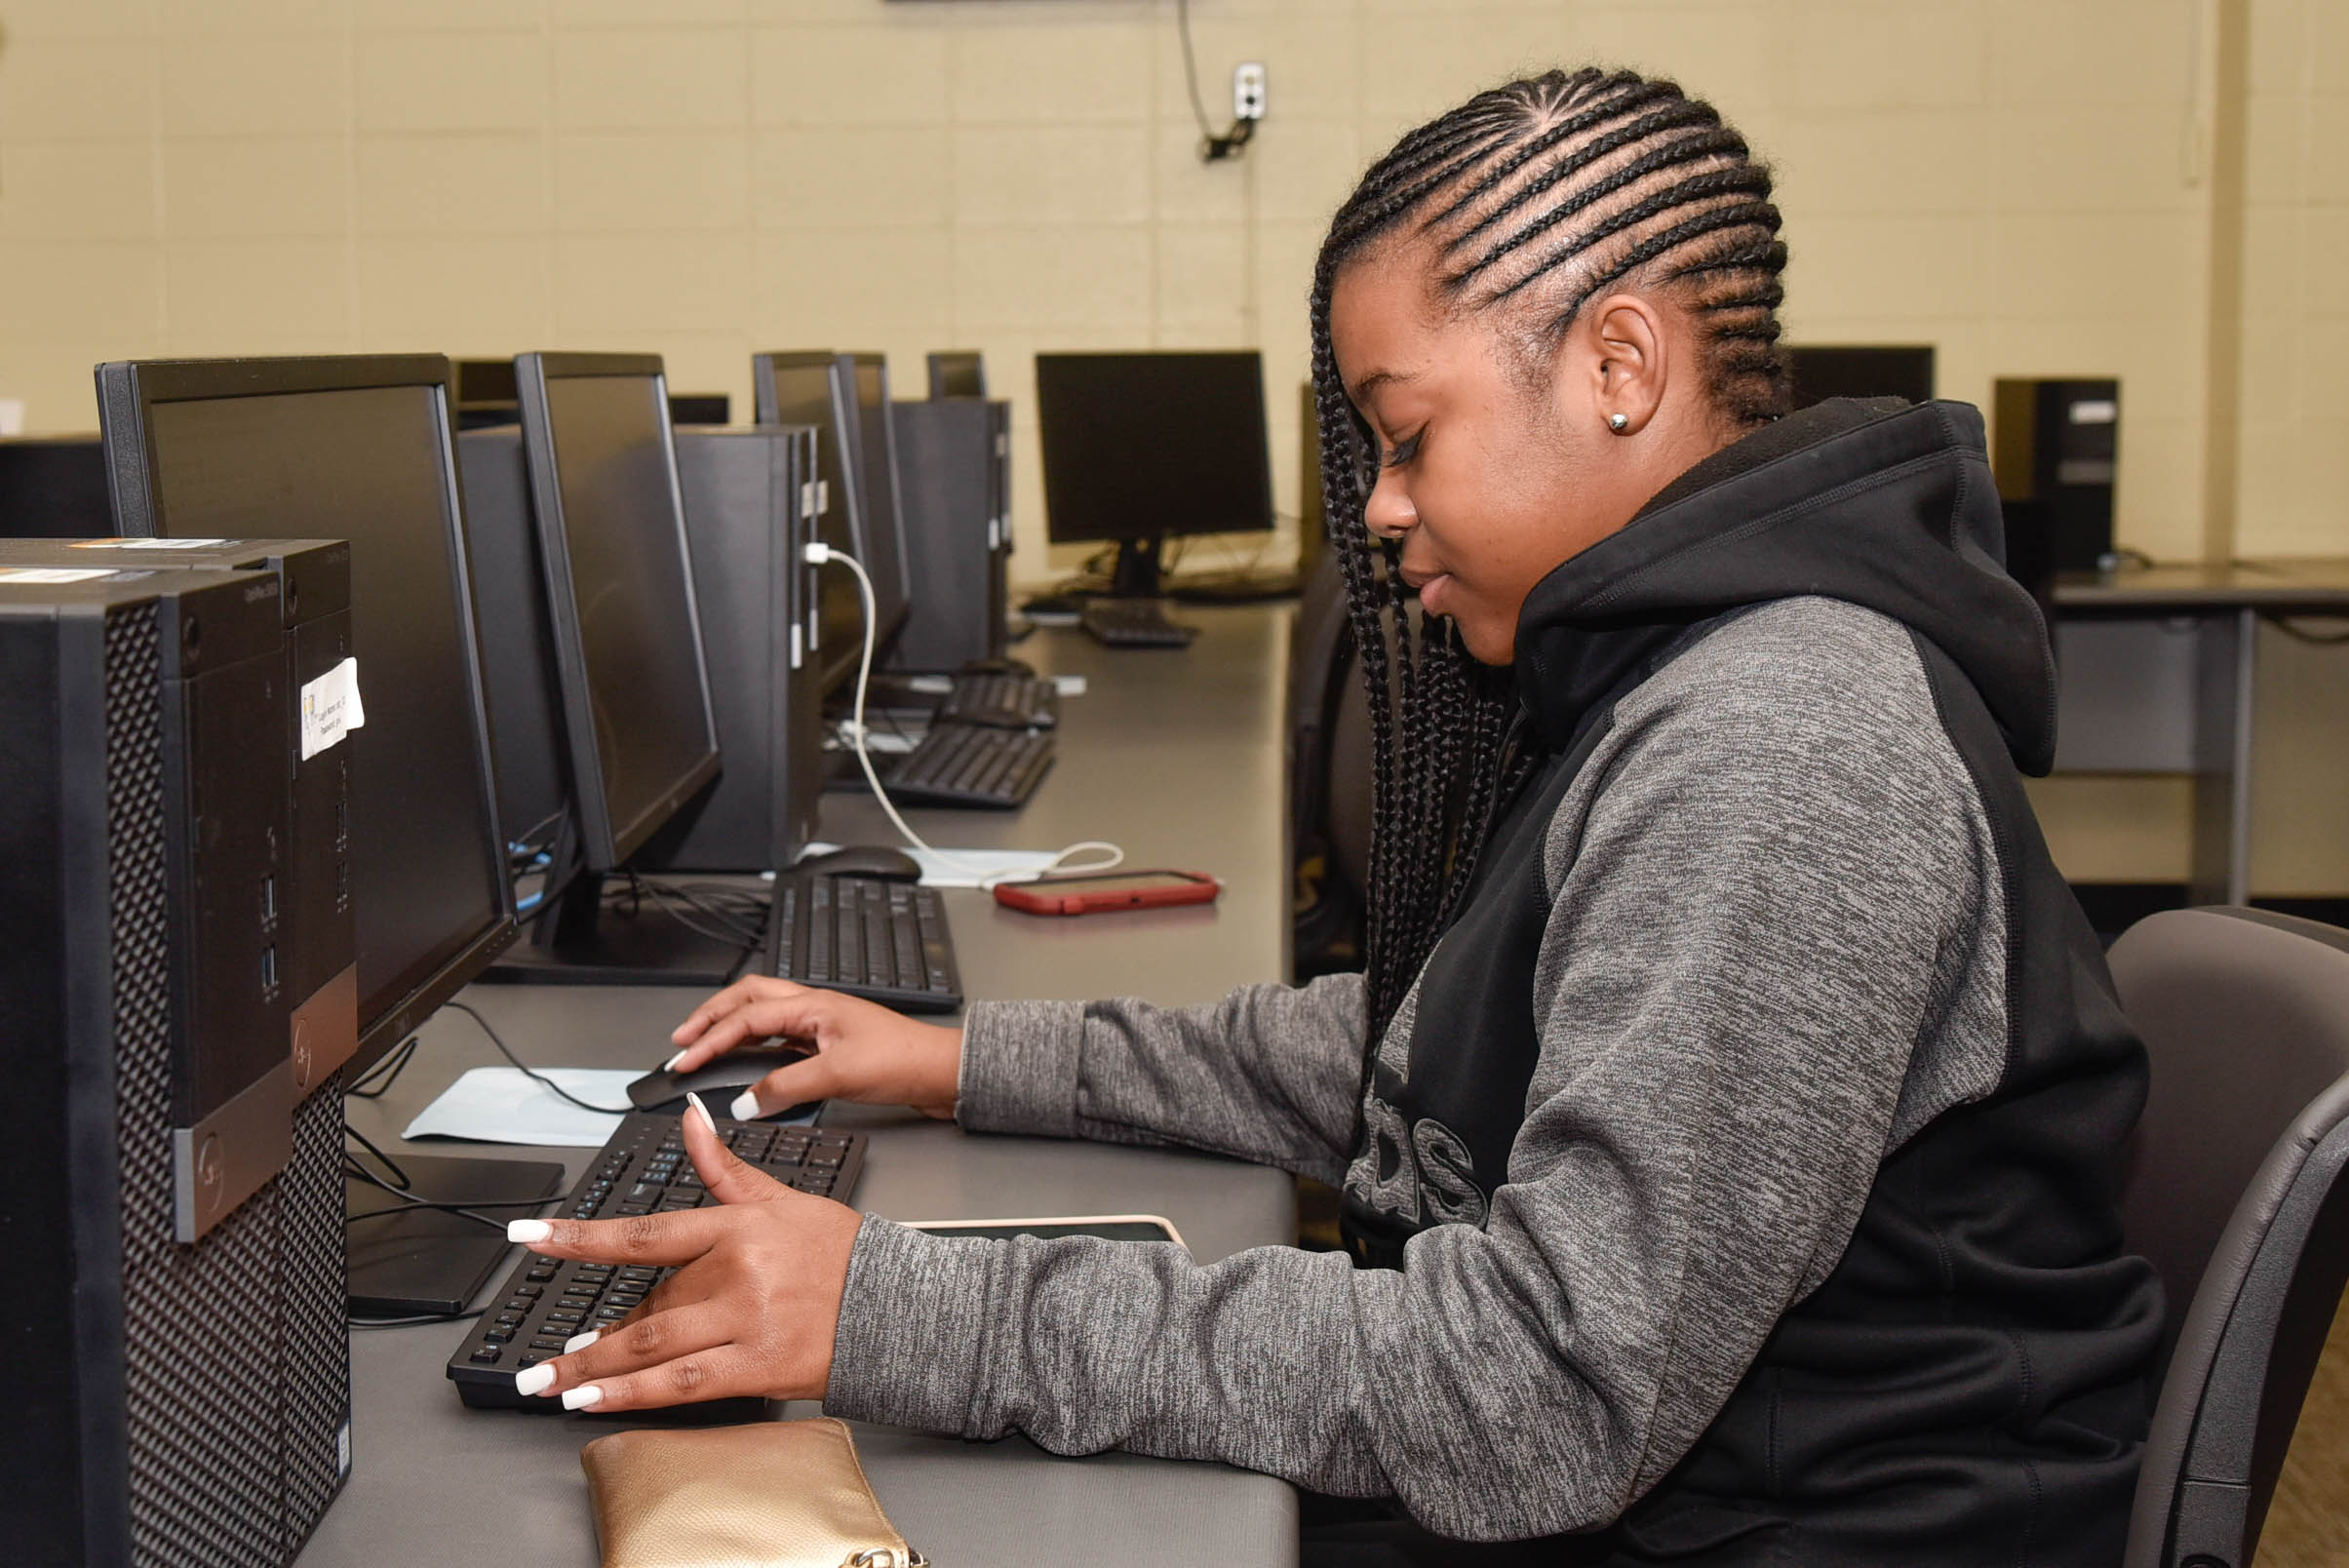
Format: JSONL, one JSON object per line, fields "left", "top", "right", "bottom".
{"left": 952, "top": 973, "right": 1369, "bottom": 1182}
{"left": 825, "top": 603, "right": 2001, "bottom": 1541}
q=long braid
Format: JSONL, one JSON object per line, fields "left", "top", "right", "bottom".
{"left": 1311, "top": 66, "right": 1792, "bottom": 1040}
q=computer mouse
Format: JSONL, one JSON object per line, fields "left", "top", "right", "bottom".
{"left": 960, "top": 655, "right": 1037, "bottom": 679}
{"left": 627, "top": 1042, "right": 813, "bottom": 1115}
{"left": 794, "top": 844, "right": 922, "bottom": 881}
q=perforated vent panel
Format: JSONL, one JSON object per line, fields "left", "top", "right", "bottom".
{"left": 99, "top": 601, "right": 349, "bottom": 1567}
{"left": 281, "top": 1076, "right": 353, "bottom": 1550}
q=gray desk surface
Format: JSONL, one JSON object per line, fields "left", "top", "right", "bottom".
{"left": 302, "top": 606, "right": 1302, "bottom": 1568}
{"left": 2053, "top": 555, "right": 2349, "bottom": 610}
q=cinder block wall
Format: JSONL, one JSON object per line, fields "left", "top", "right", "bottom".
{"left": 1, "top": 0, "right": 2341, "bottom": 888}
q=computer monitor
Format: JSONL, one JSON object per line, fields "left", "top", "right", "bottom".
{"left": 451, "top": 358, "right": 522, "bottom": 431}
{"left": 0, "top": 434, "right": 114, "bottom": 535}
{"left": 516, "top": 354, "right": 721, "bottom": 870}
{"left": 840, "top": 352, "right": 914, "bottom": 655}
{"left": 752, "top": 351, "right": 868, "bottom": 695}
{"left": 927, "top": 350, "right": 986, "bottom": 400}
{"left": 1035, "top": 351, "right": 1274, "bottom": 597}
{"left": 1783, "top": 344, "right": 1937, "bottom": 411}
{"left": 482, "top": 352, "right": 733, "bottom": 987}
{"left": 96, "top": 355, "right": 517, "bottom": 1073}
{"left": 96, "top": 354, "right": 551, "bottom": 1316}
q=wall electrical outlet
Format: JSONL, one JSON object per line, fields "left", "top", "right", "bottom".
{"left": 1233, "top": 61, "right": 1268, "bottom": 122}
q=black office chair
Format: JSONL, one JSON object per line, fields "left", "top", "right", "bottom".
{"left": 1289, "top": 553, "right": 1368, "bottom": 980}
{"left": 2109, "top": 907, "right": 2349, "bottom": 1568}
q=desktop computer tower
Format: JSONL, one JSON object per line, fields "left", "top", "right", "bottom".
{"left": 1993, "top": 377, "right": 2120, "bottom": 573}
{"left": 0, "top": 567, "right": 347, "bottom": 1567}
{"left": 0, "top": 537, "right": 359, "bottom": 1098}
{"left": 889, "top": 398, "right": 1011, "bottom": 669}
{"left": 637, "top": 424, "right": 826, "bottom": 871}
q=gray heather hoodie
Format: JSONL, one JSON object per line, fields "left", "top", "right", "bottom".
{"left": 822, "top": 400, "right": 2156, "bottom": 1563}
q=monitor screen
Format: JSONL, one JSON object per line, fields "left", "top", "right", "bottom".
{"left": 105, "top": 361, "right": 513, "bottom": 1064}
{"left": 1783, "top": 345, "right": 1936, "bottom": 411}
{"left": 518, "top": 358, "right": 720, "bottom": 871}
{"left": 842, "top": 353, "right": 911, "bottom": 648}
{"left": 1035, "top": 352, "right": 1274, "bottom": 546}
{"left": 928, "top": 351, "right": 986, "bottom": 400}
{"left": 753, "top": 352, "right": 863, "bottom": 693}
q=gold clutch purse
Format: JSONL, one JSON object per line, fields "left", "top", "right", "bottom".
{"left": 579, "top": 1417, "right": 924, "bottom": 1568}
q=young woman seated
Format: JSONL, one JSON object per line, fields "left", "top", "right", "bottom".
{"left": 504, "top": 67, "right": 2160, "bottom": 1567}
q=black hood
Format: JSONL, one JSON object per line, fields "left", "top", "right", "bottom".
{"left": 1512, "top": 397, "right": 2056, "bottom": 774}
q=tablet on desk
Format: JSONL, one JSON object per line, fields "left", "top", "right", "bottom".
{"left": 905, "top": 1214, "right": 1187, "bottom": 1248}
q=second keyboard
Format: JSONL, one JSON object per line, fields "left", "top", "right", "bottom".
{"left": 765, "top": 872, "right": 961, "bottom": 1012}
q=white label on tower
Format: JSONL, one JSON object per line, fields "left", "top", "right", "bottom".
{"left": 0, "top": 567, "right": 113, "bottom": 583}
{"left": 300, "top": 656, "right": 368, "bottom": 761}
{"left": 69, "top": 536, "right": 234, "bottom": 550}
{"left": 2069, "top": 400, "right": 2118, "bottom": 424}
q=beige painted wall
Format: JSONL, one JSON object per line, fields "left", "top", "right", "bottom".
{"left": 2238, "top": 0, "right": 2349, "bottom": 556}
{"left": 1, "top": 0, "right": 2341, "bottom": 887}
{"left": 0, "top": 0, "right": 2283, "bottom": 571}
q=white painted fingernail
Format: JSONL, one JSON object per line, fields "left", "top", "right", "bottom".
{"left": 514, "top": 1364, "right": 556, "bottom": 1397}
{"left": 563, "top": 1329, "right": 601, "bottom": 1353}
{"left": 662, "top": 1048, "right": 686, "bottom": 1072}
{"left": 686, "top": 1091, "right": 720, "bottom": 1134}
{"left": 507, "top": 1220, "right": 551, "bottom": 1244}
{"left": 729, "top": 1089, "right": 760, "bottom": 1122}
{"left": 562, "top": 1385, "right": 604, "bottom": 1411}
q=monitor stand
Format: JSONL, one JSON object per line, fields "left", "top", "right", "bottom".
{"left": 481, "top": 864, "right": 753, "bottom": 989}
{"left": 1109, "top": 535, "right": 1166, "bottom": 598}
{"left": 346, "top": 1152, "right": 566, "bottom": 1317}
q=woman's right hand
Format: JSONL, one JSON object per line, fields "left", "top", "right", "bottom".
{"left": 665, "top": 977, "right": 962, "bottom": 1121}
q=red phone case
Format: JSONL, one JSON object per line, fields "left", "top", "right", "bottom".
{"left": 993, "top": 870, "right": 1221, "bottom": 917}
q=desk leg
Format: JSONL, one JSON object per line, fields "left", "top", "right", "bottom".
{"left": 2189, "top": 608, "right": 2258, "bottom": 906}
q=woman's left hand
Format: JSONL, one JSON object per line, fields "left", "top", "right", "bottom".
{"left": 506, "top": 1100, "right": 863, "bottom": 1412}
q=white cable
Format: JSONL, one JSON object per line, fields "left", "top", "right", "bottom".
{"left": 808, "top": 543, "right": 1121, "bottom": 885}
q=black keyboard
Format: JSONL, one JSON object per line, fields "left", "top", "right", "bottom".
{"left": 936, "top": 671, "right": 1058, "bottom": 729}
{"left": 447, "top": 1111, "right": 866, "bottom": 1410}
{"left": 1080, "top": 599, "right": 1197, "bottom": 648}
{"left": 877, "top": 722, "right": 1053, "bottom": 808}
{"left": 765, "top": 872, "right": 961, "bottom": 1012}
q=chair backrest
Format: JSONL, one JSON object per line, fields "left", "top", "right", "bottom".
{"left": 2110, "top": 907, "right": 2349, "bottom": 1568}
{"left": 1287, "top": 554, "right": 1367, "bottom": 978}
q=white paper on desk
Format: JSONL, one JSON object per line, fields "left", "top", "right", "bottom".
{"left": 403, "top": 1067, "right": 638, "bottom": 1148}
{"left": 795, "top": 841, "right": 1069, "bottom": 889}
{"left": 1051, "top": 675, "right": 1086, "bottom": 697}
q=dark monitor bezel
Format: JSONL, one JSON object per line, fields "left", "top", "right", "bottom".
{"left": 92, "top": 353, "right": 518, "bottom": 1076}
{"left": 837, "top": 352, "right": 913, "bottom": 653}
{"left": 926, "top": 350, "right": 986, "bottom": 400}
{"left": 513, "top": 350, "right": 724, "bottom": 873}
{"left": 1034, "top": 350, "right": 1276, "bottom": 548}
{"left": 1782, "top": 344, "right": 1937, "bottom": 411}
{"left": 751, "top": 350, "right": 863, "bottom": 695}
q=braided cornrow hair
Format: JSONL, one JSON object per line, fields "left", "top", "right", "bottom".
{"left": 1312, "top": 67, "right": 1791, "bottom": 1039}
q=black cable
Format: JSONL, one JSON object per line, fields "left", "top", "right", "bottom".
{"left": 341, "top": 1156, "right": 514, "bottom": 1232}
{"left": 349, "top": 1308, "right": 485, "bottom": 1330}
{"left": 343, "top": 1122, "right": 413, "bottom": 1192}
{"left": 347, "top": 1035, "right": 418, "bottom": 1100}
{"left": 2262, "top": 612, "right": 2349, "bottom": 646}
{"left": 1174, "top": 0, "right": 1218, "bottom": 142}
{"left": 442, "top": 998, "right": 636, "bottom": 1115}
{"left": 624, "top": 878, "right": 763, "bottom": 949}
